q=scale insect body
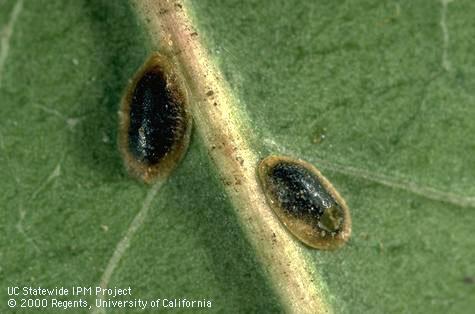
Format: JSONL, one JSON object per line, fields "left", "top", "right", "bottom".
{"left": 118, "top": 53, "right": 191, "bottom": 183}
{"left": 258, "top": 155, "right": 351, "bottom": 249}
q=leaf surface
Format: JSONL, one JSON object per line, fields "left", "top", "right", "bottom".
{"left": 1, "top": 0, "right": 474, "bottom": 313}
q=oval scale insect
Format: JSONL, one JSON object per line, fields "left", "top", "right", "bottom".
{"left": 119, "top": 53, "right": 191, "bottom": 183}
{"left": 258, "top": 155, "right": 351, "bottom": 250}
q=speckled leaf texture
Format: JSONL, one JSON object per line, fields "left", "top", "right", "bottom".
{"left": 1, "top": 1, "right": 474, "bottom": 313}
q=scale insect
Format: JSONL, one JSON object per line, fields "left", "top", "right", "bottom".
{"left": 258, "top": 155, "right": 351, "bottom": 249}
{"left": 118, "top": 53, "right": 191, "bottom": 183}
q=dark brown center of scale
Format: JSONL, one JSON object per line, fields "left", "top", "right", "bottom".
{"left": 128, "top": 68, "right": 185, "bottom": 165}
{"left": 267, "top": 162, "right": 344, "bottom": 232}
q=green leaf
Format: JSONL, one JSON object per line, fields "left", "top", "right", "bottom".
{"left": 0, "top": 1, "right": 278, "bottom": 312}
{"left": 1, "top": 0, "right": 473, "bottom": 313}
{"left": 190, "top": 0, "right": 475, "bottom": 312}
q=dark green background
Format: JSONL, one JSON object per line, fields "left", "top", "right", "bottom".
{"left": 1, "top": 0, "right": 473, "bottom": 313}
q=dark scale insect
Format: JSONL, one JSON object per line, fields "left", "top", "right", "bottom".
{"left": 119, "top": 53, "right": 191, "bottom": 183}
{"left": 258, "top": 156, "right": 351, "bottom": 249}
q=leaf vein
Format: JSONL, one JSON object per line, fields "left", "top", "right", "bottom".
{"left": 264, "top": 138, "right": 475, "bottom": 208}
{"left": 91, "top": 180, "right": 164, "bottom": 314}
{"left": 0, "top": 0, "right": 23, "bottom": 88}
